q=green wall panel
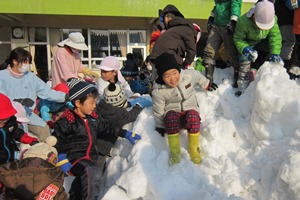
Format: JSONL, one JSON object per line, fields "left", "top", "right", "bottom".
{"left": 0, "top": 0, "right": 254, "bottom": 19}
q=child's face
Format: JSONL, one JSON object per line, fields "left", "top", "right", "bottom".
{"left": 101, "top": 70, "right": 117, "bottom": 82}
{"left": 0, "top": 118, "right": 9, "bottom": 128}
{"left": 162, "top": 69, "right": 180, "bottom": 88}
{"left": 75, "top": 96, "right": 97, "bottom": 117}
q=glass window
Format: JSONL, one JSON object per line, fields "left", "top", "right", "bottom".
{"left": 129, "top": 30, "right": 146, "bottom": 44}
{"left": 91, "top": 30, "right": 109, "bottom": 58}
{"left": 109, "top": 30, "right": 127, "bottom": 57}
{"left": 28, "top": 27, "right": 47, "bottom": 42}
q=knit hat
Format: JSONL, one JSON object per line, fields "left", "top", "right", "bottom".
{"left": 254, "top": 0, "right": 275, "bottom": 30}
{"left": 58, "top": 32, "right": 88, "bottom": 51}
{"left": 53, "top": 82, "right": 69, "bottom": 94}
{"left": 103, "top": 83, "right": 128, "bottom": 108}
{"left": 67, "top": 78, "right": 97, "bottom": 105}
{"left": 121, "top": 60, "right": 139, "bottom": 77}
{"left": 23, "top": 136, "right": 58, "bottom": 165}
{"left": 97, "top": 56, "right": 127, "bottom": 84}
{"left": 11, "top": 101, "right": 30, "bottom": 123}
{"left": 0, "top": 93, "right": 17, "bottom": 119}
{"left": 154, "top": 53, "right": 181, "bottom": 84}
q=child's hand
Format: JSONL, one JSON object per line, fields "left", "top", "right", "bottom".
{"left": 56, "top": 154, "right": 72, "bottom": 174}
{"left": 20, "top": 133, "right": 39, "bottom": 145}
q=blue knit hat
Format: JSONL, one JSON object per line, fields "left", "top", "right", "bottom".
{"left": 121, "top": 60, "right": 139, "bottom": 77}
{"left": 67, "top": 78, "right": 97, "bottom": 105}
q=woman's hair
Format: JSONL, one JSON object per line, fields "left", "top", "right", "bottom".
{"left": 0, "top": 47, "right": 32, "bottom": 70}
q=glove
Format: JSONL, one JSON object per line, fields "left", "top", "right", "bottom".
{"left": 226, "top": 20, "right": 237, "bottom": 35}
{"left": 269, "top": 54, "right": 284, "bottom": 65}
{"left": 66, "top": 101, "right": 75, "bottom": 109}
{"left": 56, "top": 154, "right": 72, "bottom": 174}
{"left": 155, "top": 127, "right": 166, "bottom": 137}
{"left": 242, "top": 46, "right": 258, "bottom": 62}
{"left": 47, "top": 120, "right": 54, "bottom": 129}
{"left": 207, "top": 16, "right": 214, "bottom": 33}
{"left": 13, "top": 98, "right": 35, "bottom": 107}
{"left": 129, "top": 97, "right": 152, "bottom": 108}
{"left": 206, "top": 82, "right": 218, "bottom": 91}
{"left": 20, "top": 133, "right": 39, "bottom": 145}
{"left": 125, "top": 131, "right": 141, "bottom": 145}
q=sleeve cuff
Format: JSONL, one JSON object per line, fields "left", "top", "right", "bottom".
{"left": 230, "top": 15, "right": 238, "bottom": 21}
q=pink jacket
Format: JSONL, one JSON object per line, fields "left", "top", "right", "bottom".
{"left": 51, "top": 46, "right": 84, "bottom": 87}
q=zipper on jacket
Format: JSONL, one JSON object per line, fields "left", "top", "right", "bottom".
{"left": 0, "top": 128, "right": 10, "bottom": 163}
{"left": 177, "top": 86, "right": 184, "bottom": 112}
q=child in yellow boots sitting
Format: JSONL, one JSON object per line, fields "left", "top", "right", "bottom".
{"left": 151, "top": 53, "right": 217, "bottom": 164}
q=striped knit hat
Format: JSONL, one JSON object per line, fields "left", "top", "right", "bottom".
{"left": 103, "top": 83, "right": 128, "bottom": 108}
{"left": 67, "top": 78, "right": 97, "bottom": 105}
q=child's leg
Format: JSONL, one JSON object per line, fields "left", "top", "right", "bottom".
{"left": 27, "top": 124, "right": 50, "bottom": 142}
{"left": 69, "top": 160, "right": 101, "bottom": 200}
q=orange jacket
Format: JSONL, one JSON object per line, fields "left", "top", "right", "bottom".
{"left": 294, "top": 8, "right": 300, "bottom": 34}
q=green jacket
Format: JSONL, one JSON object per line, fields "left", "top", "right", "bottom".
{"left": 234, "top": 14, "right": 282, "bottom": 55}
{"left": 211, "top": 0, "right": 242, "bottom": 26}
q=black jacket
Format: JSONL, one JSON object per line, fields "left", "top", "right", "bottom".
{"left": 275, "top": 0, "right": 294, "bottom": 26}
{"left": 150, "top": 5, "right": 197, "bottom": 67}
{"left": 0, "top": 116, "right": 26, "bottom": 165}
{"left": 52, "top": 109, "right": 126, "bottom": 164}
{"left": 96, "top": 100, "right": 142, "bottom": 156}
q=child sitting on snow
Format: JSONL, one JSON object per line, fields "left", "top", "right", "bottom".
{"left": 151, "top": 53, "right": 217, "bottom": 164}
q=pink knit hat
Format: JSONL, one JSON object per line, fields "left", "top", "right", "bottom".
{"left": 254, "top": 0, "right": 275, "bottom": 30}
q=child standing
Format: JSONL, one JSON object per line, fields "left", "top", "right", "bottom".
{"left": 152, "top": 53, "right": 217, "bottom": 165}
{"left": 0, "top": 93, "right": 38, "bottom": 165}
{"left": 96, "top": 56, "right": 134, "bottom": 98}
{"left": 52, "top": 78, "right": 141, "bottom": 199}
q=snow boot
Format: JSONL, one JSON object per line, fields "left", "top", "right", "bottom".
{"left": 188, "top": 132, "right": 202, "bottom": 164}
{"left": 167, "top": 133, "right": 181, "bottom": 164}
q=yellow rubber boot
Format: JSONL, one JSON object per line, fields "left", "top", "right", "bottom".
{"left": 167, "top": 133, "right": 181, "bottom": 164}
{"left": 188, "top": 132, "right": 202, "bottom": 164}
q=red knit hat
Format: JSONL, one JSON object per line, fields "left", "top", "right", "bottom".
{"left": 0, "top": 93, "right": 17, "bottom": 119}
{"left": 53, "top": 82, "right": 69, "bottom": 94}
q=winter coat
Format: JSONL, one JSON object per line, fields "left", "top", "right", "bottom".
{"left": 0, "top": 116, "right": 27, "bottom": 165}
{"left": 51, "top": 46, "right": 85, "bottom": 88}
{"left": 211, "top": 0, "right": 242, "bottom": 26}
{"left": 52, "top": 109, "right": 126, "bottom": 164}
{"left": 152, "top": 69, "right": 209, "bottom": 128}
{"left": 294, "top": 8, "right": 300, "bottom": 34}
{"left": 0, "top": 67, "right": 66, "bottom": 127}
{"left": 150, "top": 5, "right": 197, "bottom": 67}
{"left": 0, "top": 157, "right": 68, "bottom": 200}
{"left": 234, "top": 13, "right": 282, "bottom": 55}
{"left": 96, "top": 99, "right": 142, "bottom": 156}
{"left": 275, "top": 0, "right": 294, "bottom": 26}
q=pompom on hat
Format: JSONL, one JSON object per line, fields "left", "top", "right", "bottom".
{"left": 103, "top": 83, "right": 128, "bottom": 108}
{"left": 67, "top": 78, "right": 97, "bottom": 105}
{"left": 12, "top": 101, "right": 30, "bottom": 123}
{"left": 0, "top": 93, "right": 17, "bottom": 119}
{"left": 154, "top": 53, "right": 181, "bottom": 84}
{"left": 23, "top": 136, "right": 58, "bottom": 165}
{"left": 58, "top": 32, "right": 88, "bottom": 51}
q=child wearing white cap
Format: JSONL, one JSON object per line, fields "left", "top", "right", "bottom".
{"left": 234, "top": 0, "right": 282, "bottom": 96}
{"left": 96, "top": 56, "right": 136, "bottom": 99}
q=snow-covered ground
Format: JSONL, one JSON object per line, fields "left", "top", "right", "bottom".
{"left": 68, "top": 62, "right": 300, "bottom": 200}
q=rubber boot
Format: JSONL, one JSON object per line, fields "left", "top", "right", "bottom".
{"left": 235, "top": 60, "right": 251, "bottom": 97}
{"left": 205, "top": 64, "right": 215, "bottom": 82}
{"left": 188, "top": 132, "right": 202, "bottom": 164}
{"left": 167, "top": 133, "right": 181, "bottom": 164}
